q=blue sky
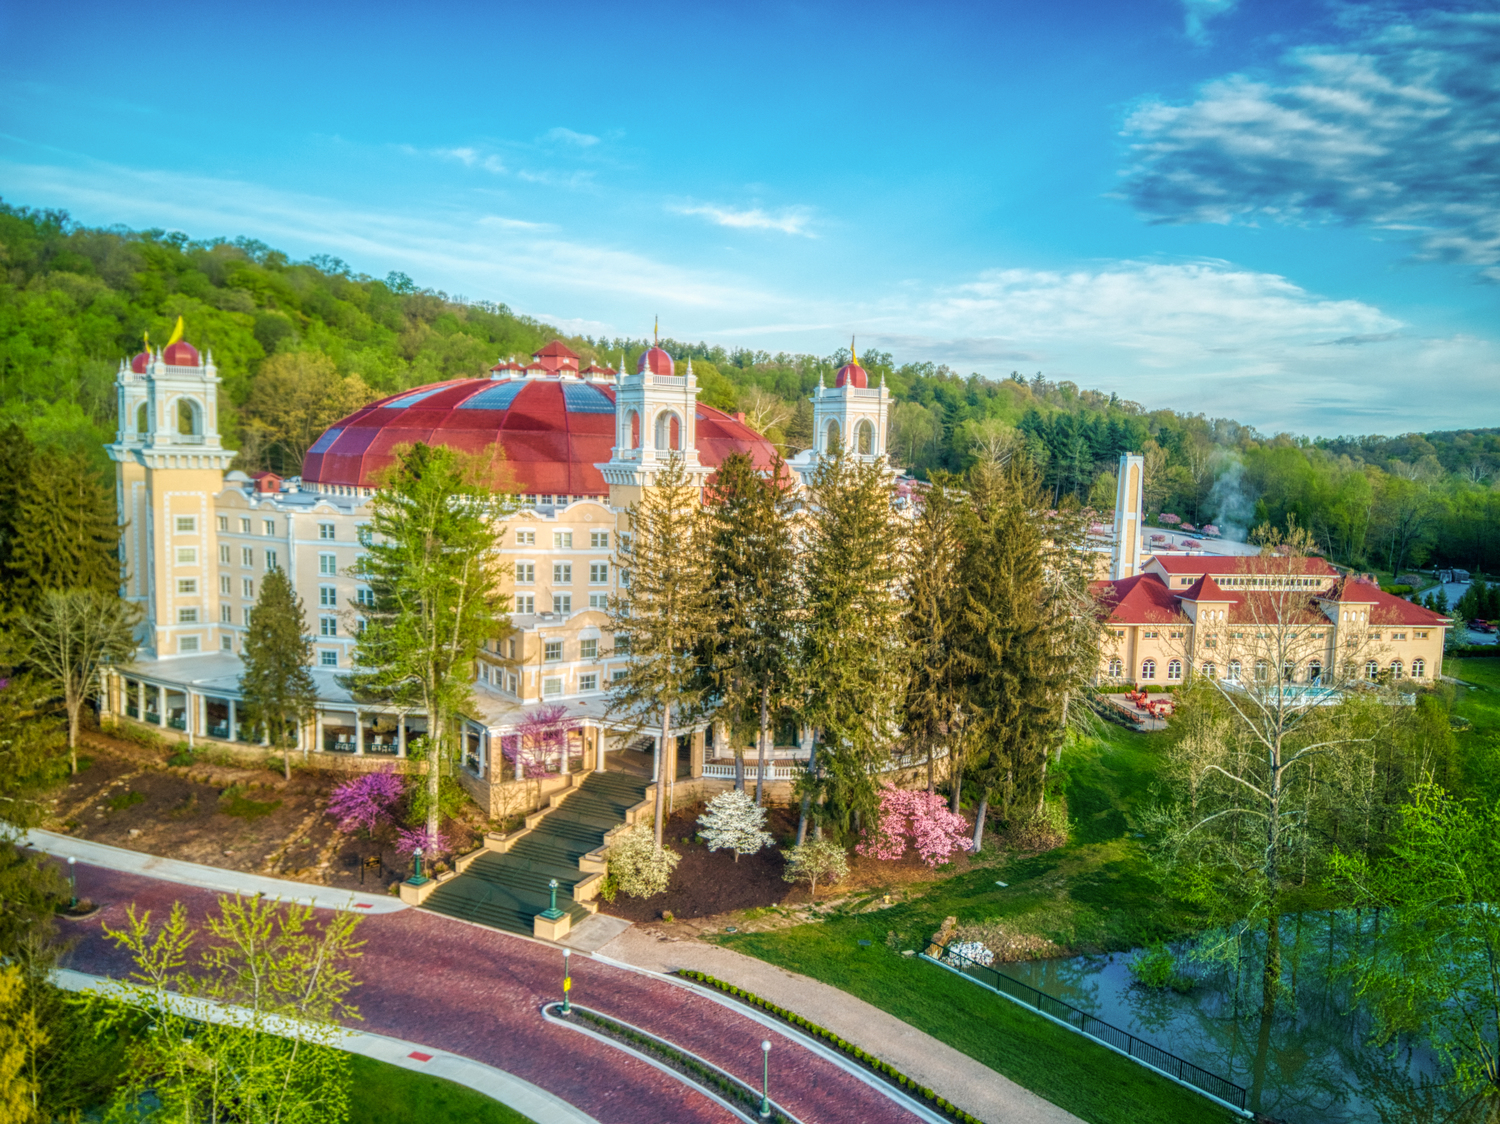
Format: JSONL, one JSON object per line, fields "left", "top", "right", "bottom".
{"left": 1, "top": 0, "right": 1496, "bottom": 435}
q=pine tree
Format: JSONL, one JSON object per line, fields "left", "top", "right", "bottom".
{"left": 346, "top": 443, "right": 511, "bottom": 838}
{"left": 796, "top": 446, "right": 906, "bottom": 844}
{"left": 0, "top": 423, "right": 35, "bottom": 616}
{"left": 239, "top": 569, "right": 318, "bottom": 781}
{"left": 7, "top": 448, "right": 120, "bottom": 615}
{"left": 697, "top": 789, "right": 774, "bottom": 861}
{"left": 607, "top": 454, "right": 714, "bottom": 848}
{"left": 702, "top": 453, "right": 799, "bottom": 804}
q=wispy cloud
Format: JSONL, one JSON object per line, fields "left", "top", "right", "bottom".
{"left": 429, "top": 146, "right": 506, "bottom": 174}
{"left": 1181, "top": 0, "right": 1238, "bottom": 45}
{"left": 670, "top": 201, "right": 815, "bottom": 237}
{"left": 1120, "top": 10, "right": 1500, "bottom": 279}
{"left": 544, "top": 127, "right": 599, "bottom": 147}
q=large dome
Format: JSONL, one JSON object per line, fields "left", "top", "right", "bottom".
{"left": 301, "top": 377, "right": 778, "bottom": 495}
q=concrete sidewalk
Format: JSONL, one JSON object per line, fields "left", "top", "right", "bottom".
{"left": 53, "top": 968, "right": 595, "bottom": 1124}
{"left": 596, "top": 926, "right": 1082, "bottom": 1124}
{"left": 23, "top": 829, "right": 405, "bottom": 914}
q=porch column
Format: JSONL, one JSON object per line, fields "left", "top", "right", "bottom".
{"left": 138, "top": 680, "right": 146, "bottom": 722}
{"left": 595, "top": 728, "right": 605, "bottom": 773}
{"left": 690, "top": 729, "right": 704, "bottom": 779}
{"left": 186, "top": 690, "right": 195, "bottom": 748}
{"left": 354, "top": 712, "right": 364, "bottom": 756}
{"left": 228, "top": 698, "right": 237, "bottom": 742}
{"left": 397, "top": 718, "right": 407, "bottom": 758}
{"left": 561, "top": 730, "right": 570, "bottom": 776}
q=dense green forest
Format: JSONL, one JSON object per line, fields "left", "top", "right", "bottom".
{"left": 2, "top": 200, "right": 1496, "bottom": 575}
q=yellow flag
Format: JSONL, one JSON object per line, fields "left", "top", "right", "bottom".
{"left": 165, "top": 316, "right": 185, "bottom": 347}
{"left": 142, "top": 330, "right": 150, "bottom": 354}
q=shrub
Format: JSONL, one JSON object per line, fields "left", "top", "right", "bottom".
{"left": 607, "top": 824, "right": 681, "bottom": 898}
{"left": 395, "top": 825, "right": 449, "bottom": 858}
{"left": 781, "top": 839, "right": 849, "bottom": 897}
{"left": 327, "top": 767, "right": 405, "bottom": 834}
{"left": 1128, "top": 941, "right": 1194, "bottom": 993}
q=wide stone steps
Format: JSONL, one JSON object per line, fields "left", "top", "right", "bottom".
{"left": 422, "top": 770, "right": 650, "bottom": 936}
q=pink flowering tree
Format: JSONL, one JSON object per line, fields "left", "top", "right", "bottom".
{"left": 327, "top": 767, "right": 405, "bottom": 835}
{"left": 503, "top": 704, "right": 577, "bottom": 779}
{"left": 1202, "top": 524, "right": 1220, "bottom": 537}
{"left": 858, "top": 784, "right": 970, "bottom": 867}
{"left": 1158, "top": 513, "right": 1181, "bottom": 526}
{"left": 395, "top": 825, "right": 449, "bottom": 858}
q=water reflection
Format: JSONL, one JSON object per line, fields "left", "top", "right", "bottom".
{"left": 998, "top": 912, "right": 1461, "bottom": 1124}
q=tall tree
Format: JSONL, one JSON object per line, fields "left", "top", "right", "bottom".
{"left": 239, "top": 568, "right": 318, "bottom": 781}
{"left": 608, "top": 454, "right": 714, "bottom": 848}
{"left": 702, "top": 453, "right": 799, "bottom": 804}
{"left": 346, "top": 442, "right": 510, "bottom": 839}
{"left": 11, "top": 589, "right": 140, "bottom": 773}
{"left": 242, "top": 350, "right": 376, "bottom": 474}
{"left": 0, "top": 422, "right": 35, "bottom": 615}
{"left": 6, "top": 448, "right": 121, "bottom": 615}
{"left": 796, "top": 446, "right": 906, "bottom": 844}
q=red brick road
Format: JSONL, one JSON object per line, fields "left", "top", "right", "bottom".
{"left": 60, "top": 863, "right": 923, "bottom": 1124}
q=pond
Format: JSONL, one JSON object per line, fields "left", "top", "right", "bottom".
{"left": 985, "top": 912, "right": 1465, "bottom": 1124}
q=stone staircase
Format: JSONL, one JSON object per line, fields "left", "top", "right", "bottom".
{"left": 422, "top": 770, "right": 651, "bottom": 936}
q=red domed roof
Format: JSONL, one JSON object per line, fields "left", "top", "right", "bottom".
{"left": 163, "top": 340, "right": 201, "bottom": 367}
{"left": 301, "top": 377, "right": 777, "bottom": 494}
{"left": 834, "top": 361, "right": 867, "bottom": 389}
{"left": 637, "top": 347, "right": 674, "bottom": 377}
{"left": 131, "top": 351, "right": 151, "bottom": 374}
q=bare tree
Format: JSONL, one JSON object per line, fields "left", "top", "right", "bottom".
{"left": 738, "top": 386, "right": 792, "bottom": 438}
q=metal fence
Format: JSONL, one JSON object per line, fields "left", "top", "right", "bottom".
{"left": 927, "top": 941, "right": 1247, "bottom": 1112}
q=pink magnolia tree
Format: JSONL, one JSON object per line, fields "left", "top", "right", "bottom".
{"left": 858, "top": 784, "right": 970, "bottom": 867}
{"left": 327, "top": 767, "right": 405, "bottom": 835}
{"left": 395, "top": 825, "right": 449, "bottom": 858}
{"left": 502, "top": 704, "right": 578, "bottom": 779}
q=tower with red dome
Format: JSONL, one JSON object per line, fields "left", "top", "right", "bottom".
{"left": 598, "top": 328, "right": 709, "bottom": 495}
{"left": 789, "top": 339, "right": 892, "bottom": 486}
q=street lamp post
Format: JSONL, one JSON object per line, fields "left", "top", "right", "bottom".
{"left": 760, "top": 1040, "right": 771, "bottom": 1118}
{"left": 541, "top": 877, "right": 564, "bottom": 920}
{"left": 67, "top": 857, "right": 77, "bottom": 910}
{"left": 562, "top": 947, "right": 572, "bottom": 1015}
{"left": 410, "top": 847, "right": 428, "bottom": 885}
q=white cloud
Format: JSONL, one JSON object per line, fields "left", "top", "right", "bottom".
{"left": 544, "top": 127, "right": 600, "bottom": 147}
{"left": 1181, "top": 0, "right": 1237, "bottom": 45}
{"left": 430, "top": 146, "right": 506, "bottom": 174}
{"left": 1121, "top": 10, "right": 1500, "bottom": 278}
{"left": 670, "top": 201, "right": 815, "bottom": 237}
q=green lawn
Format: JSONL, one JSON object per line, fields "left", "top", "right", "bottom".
{"left": 348, "top": 1053, "right": 536, "bottom": 1124}
{"left": 722, "top": 724, "right": 1237, "bottom": 1124}
{"left": 1449, "top": 654, "right": 1500, "bottom": 801}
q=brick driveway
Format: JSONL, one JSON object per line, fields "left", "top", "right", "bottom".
{"left": 62, "top": 863, "right": 923, "bottom": 1124}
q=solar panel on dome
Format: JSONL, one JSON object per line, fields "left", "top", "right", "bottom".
{"left": 308, "top": 427, "right": 342, "bottom": 454}
{"left": 561, "top": 383, "right": 614, "bottom": 413}
{"left": 383, "top": 387, "right": 447, "bottom": 409}
{"left": 457, "top": 381, "right": 527, "bottom": 411}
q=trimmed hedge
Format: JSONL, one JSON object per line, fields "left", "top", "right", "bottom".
{"left": 678, "top": 969, "right": 980, "bottom": 1124}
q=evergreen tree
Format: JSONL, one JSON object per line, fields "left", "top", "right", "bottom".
{"left": 239, "top": 569, "right": 318, "bottom": 781}
{"left": 0, "top": 423, "right": 35, "bottom": 615}
{"left": 608, "top": 454, "right": 714, "bottom": 848}
{"left": 6, "top": 447, "right": 120, "bottom": 615}
{"left": 955, "top": 457, "right": 1071, "bottom": 849}
{"left": 899, "top": 474, "right": 965, "bottom": 795}
{"left": 346, "top": 443, "right": 511, "bottom": 838}
{"left": 12, "top": 589, "right": 141, "bottom": 773}
{"left": 702, "top": 453, "right": 799, "bottom": 804}
{"left": 796, "top": 446, "right": 906, "bottom": 844}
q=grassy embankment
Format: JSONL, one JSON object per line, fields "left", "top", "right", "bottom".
{"left": 1450, "top": 654, "right": 1500, "bottom": 801}
{"left": 723, "top": 724, "right": 1236, "bottom": 1124}
{"left": 348, "top": 1053, "right": 535, "bottom": 1124}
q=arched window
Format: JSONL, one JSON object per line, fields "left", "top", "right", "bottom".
{"left": 1228, "top": 660, "right": 1242, "bottom": 681}
{"left": 654, "top": 410, "right": 681, "bottom": 451}
{"left": 1167, "top": 659, "right": 1182, "bottom": 680}
{"left": 856, "top": 418, "right": 875, "bottom": 455}
{"left": 1141, "top": 659, "right": 1156, "bottom": 680}
{"left": 136, "top": 401, "right": 149, "bottom": 434}
{"left": 1283, "top": 661, "right": 1295, "bottom": 682}
{"left": 626, "top": 410, "right": 640, "bottom": 450}
{"left": 825, "top": 419, "right": 841, "bottom": 452}
{"left": 177, "top": 398, "right": 201, "bottom": 436}
{"left": 1255, "top": 660, "right": 1269, "bottom": 682}
{"left": 1108, "top": 657, "right": 1122, "bottom": 678}
{"left": 1308, "top": 660, "right": 1323, "bottom": 685}
{"left": 1390, "top": 659, "right": 1404, "bottom": 680}
{"left": 1412, "top": 657, "right": 1426, "bottom": 679}
{"left": 1365, "top": 659, "right": 1379, "bottom": 680}
{"left": 1201, "top": 662, "right": 1217, "bottom": 680}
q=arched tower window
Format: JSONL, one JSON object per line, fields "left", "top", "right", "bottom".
{"left": 626, "top": 410, "right": 640, "bottom": 450}
{"left": 825, "top": 419, "right": 841, "bottom": 452}
{"left": 178, "top": 398, "right": 202, "bottom": 436}
{"left": 136, "top": 401, "right": 149, "bottom": 434}
{"left": 654, "top": 410, "right": 681, "bottom": 451}
{"left": 856, "top": 418, "right": 875, "bottom": 455}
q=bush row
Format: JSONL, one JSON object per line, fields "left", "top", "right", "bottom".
{"left": 677, "top": 969, "right": 981, "bottom": 1124}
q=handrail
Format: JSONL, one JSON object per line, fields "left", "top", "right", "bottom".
{"left": 924, "top": 940, "right": 1248, "bottom": 1114}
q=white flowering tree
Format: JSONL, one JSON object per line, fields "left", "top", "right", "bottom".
{"left": 697, "top": 790, "right": 775, "bottom": 862}
{"left": 608, "top": 823, "right": 680, "bottom": 898}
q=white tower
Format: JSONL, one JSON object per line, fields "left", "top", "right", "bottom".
{"left": 790, "top": 343, "right": 892, "bottom": 487}
{"left": 597, "top": 343, "right": 707, "bottom": 494}
{"left": 1111, "top": 452, "right": 1145, "bottom": 581}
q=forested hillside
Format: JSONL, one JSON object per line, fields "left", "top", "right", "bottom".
{"left": 2, "top": 201, "right": 1497, "bottom": 575}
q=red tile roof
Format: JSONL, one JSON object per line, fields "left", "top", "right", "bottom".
{"left": 1148, "top": 554, "right": 1340, "bottom": 577}
{"left": 1179, "top": 574, "right": 1231, "bottom": 601}
{"left": 1091, "top": 573, "right": 1188, "bottom": 625}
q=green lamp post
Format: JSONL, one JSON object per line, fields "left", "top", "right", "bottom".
{"left": 541, "top": 877, "right": 564, "bottom": 920}
{"left": 409, "top": 847, "right": 428, "bottom": 886}
{"left": 67, "top": 857, "right": 77, "bottom": 910}
{"left": 759, "top": 1039, "right": 771, "bottom": 1118}
{"left": 562, "top": 947, "right": 572, "bottom": 1015}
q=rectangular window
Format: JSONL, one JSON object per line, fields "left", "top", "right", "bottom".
{"left": 515, "top": 529, "right": 535, "bottom": 545}
{"left": 590, "top": 531, "right": 609, "bottom": 548}
{"left": 544, "top": 640, "right": 563, "bottom": 663}
{"left": 357, "top": 587, "right": 374, "bottom": 606}
{"left": 589, "top": 592, "right": 609, "bottom": 609}
{"left": 243, "top": 607, "right": 253, "bottom": 625}
{"left": 514, "top": 594, "right": 535, "bottom": 615}
{"left": 263, "top": 519, "right": 275, "bottom": 536}
{"left": 219, "top": 544, "right": 231, "bottom": 564}
{"left": 579, "top": 673, "right": 598, "bottom": 692}
{"left": 242, "top": 547, "right": 254, "bottom": 567}
{"left": 614, "top": 634, "right": 631, "bottom": 656}
{"left": 356, "top": 525, "right": 372, "bottom": 547}
{"left": 220, "top": 604, "right": 232, "bottom": 622}
{"left": 542, "top": 676, "right": 563, "bottom": 698}
{"left": 177, "top": 547, "right": 198, "bottom": 565}
{"left": 554, "top": 531, "right": 573, "bottom": 549}
{"left": 218, "top": 516, "right": 229, "bottom": 532}
{"left": 508, "top": 638, "right": 517, "bottom": 659}
{"left": 1169, "top": 630, "right": 1184, "bottom": 639}
{"left": 516, "top": 562, "right": 535, "bottom": 583}
{"left": 320, "top": 616, "right": 337, "bottom": 637}
{"left": 265, "top": 550, "right": 279, "bottom": 571}
{"left": 242, "top": 578, "right": 254, "bottom": 599}
{"left": 319, "top": 552, "right": 337, "bottom": 576}
{"left": 178, "top": 608, "right": 198, "bottom": 623}
{"left": 589, "top": 562, "right": 609, "bottom": 584}
{"left": 177, "top": 578, "right": 197, "bottom": 595}
{"left": 219, "top": 575, "right": 232, "bottom": 595}
{"left": 1415, "top": 630, "right": 1429, "bottom": 639}
{"left": 240, "top": 518, "right": 252, "bottom": 534}
{"left": 319, "top": 585, "right": 337, "bottom": 607}
{"left": 1142, "top": 630, "right": 1157, "bottom": 639}
{"left": 506, "top": 672, "right": 518, "bottom": 694}
{"left": 176, "top": 516, "right": 196, "bottom": 533}
{"left": 221, "top": 634, "right": 233, "bottom": 650}
{"left": 1392, "top": 632, "right": 1407, "bottom": 641}
{"left": 554, "top": 563, "right": 572, "bottom": 584}
{"left": 319, "top": 523, "right": 336, "bottom": 540}
{"left": 180, "top": 636, "right": 200, "bottom": 653}
{"left": 580, "top": 638, "right": 598, "bottom": 660}
{"left": 1369, "top": 631, "right": 1382, "bottom": 641}
{"left": 611, "top": 668, "right": 628, "bottom": 682}
{"left": 320, "top": 650, "right": 339, "bottom": 667}
{"left": 553, "top": 594, "right": 572, "bottom": 614}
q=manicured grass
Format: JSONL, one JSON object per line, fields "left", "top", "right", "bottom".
{"left": 1449, "top": 654, "right": 1500, "bottom": 801}
{"left": 347, "top": 1053, "right": 536, "bottom": 1124}
{"left": 723, "top": 724, "right": 1239, "bottom": 1124}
